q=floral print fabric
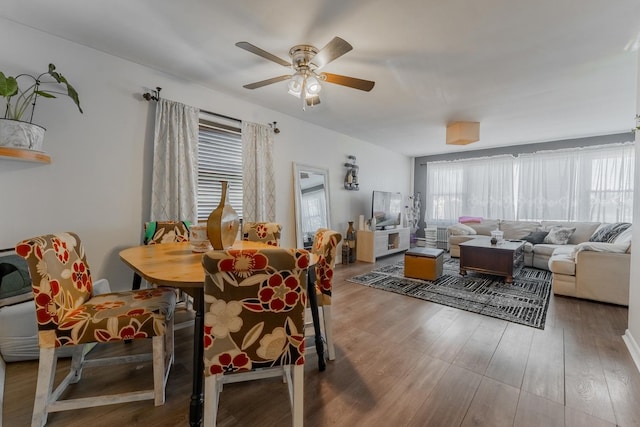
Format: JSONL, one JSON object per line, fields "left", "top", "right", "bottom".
{"left": 242, "top": 222, "right": 282, "bottom": 246}
{"left": 144, "top": 221, "right": 191, "bottom": 245}
{"left": 311, "top": 229, "right": 342, "bottom": 306}
{"left": 15, "top": 232, "right": 176, "bottom": 348}
{"left": 202, "top": 248, "right": 308, "bottom": 377}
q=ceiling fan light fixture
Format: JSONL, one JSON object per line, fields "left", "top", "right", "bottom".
{"left": 288, "top": 74, "right": 304, "bottom": 98}
{"left": 305, "top": 75, "right": 322, "bottom": 96}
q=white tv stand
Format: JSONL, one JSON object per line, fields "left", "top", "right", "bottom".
{"left": 356, "top": 227, "right": 410, "bottom": 263}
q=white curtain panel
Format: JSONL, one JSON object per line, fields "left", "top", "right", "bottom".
{"left": 425, "top": 155, "right": 516, "bottom": 222}
{"left": 518, "top": 143, "right": 634, "bottom": 222}
{"left": 425, "top": 142, "right": 634, "bottom": 224}
{"left": 150, "top": 98, "right": 199, "bottom": 223}
{"left": 242, "top": 121, "right": 276, "bottom": 222}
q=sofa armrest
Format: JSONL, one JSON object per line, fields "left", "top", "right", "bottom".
{"left": 571, "top": 241, "right": 630, "bottom": 257}
{"left": 575, "top": 251, "right": 630, "bottom": 305}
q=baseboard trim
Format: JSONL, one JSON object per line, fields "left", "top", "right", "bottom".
{"left": 623, "top": 329, "right": 640, "bottom": 374}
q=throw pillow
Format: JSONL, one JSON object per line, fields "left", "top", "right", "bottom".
{"left": 589, "top": 222, "right": 632, "bottom": 243}
{"left": 522, "top": 231, "right": 549, "bottom": 244}
{"left": 447, "top": 223, "right": 477, "bottom": 236}
{"left": 458, "top": 216, "right": 483, "bottom": 224}
{"left": 544, "top": 227, "right": 576, "bottom": 245}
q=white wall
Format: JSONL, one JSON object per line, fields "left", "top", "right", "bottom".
{"left": 625, "top": 48, "right": 640, "bottom": 369}
{"left": 0, "top": 19, "right": 411, "bottom": 290}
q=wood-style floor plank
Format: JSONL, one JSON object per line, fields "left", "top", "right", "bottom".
{"left": 564, "top": 405, "right": 617, "bottom": 427}
{"left": 484, "top": 322, "right": 534, "bottom": 388}
{"left": 563, "top": 329, "right": 616, "bottom": 423}
{"left": 460, "top": 377, "right": 520, "bottom": 427}
{"left": 3, "top": 253, "right": 640, "bottom": 427}
{"left": 453, "top": 316, "right": 507, "bottom": 374}
{"left": 512, "top": 390, "right": 565, "bottom": 427}
{"left": 406, "top": 364, "right": 483, "bottom": 427}
{"left": 595, "top": 333, "right": 640, "bottom": 426}
{"left": 521, "top": 326, "right": 565, "bottom": 403}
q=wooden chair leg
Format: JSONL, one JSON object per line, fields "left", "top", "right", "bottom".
{"left": 152, "top": 335, "right": 166, "bottom": 406}
{"left": 204, "top": 373, "right": 223, "bottom": 427}
{"left": 0, "top": 355, "right": 5, "bottom": 427}
{"left": 69, "top": 345, "right": 86, "bottom": 384}
{"left": 32, "top": 348, "right": 56, "bottom": 427}
{"left": 291, "top": 364, "right": 304, "bottom": 427}
{"left": 322, "top": 305, "right": 335, "bottom": 361}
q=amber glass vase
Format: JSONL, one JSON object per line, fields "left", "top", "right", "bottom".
{"left": 207, "top": 180, "right": 240, "bottom": 249}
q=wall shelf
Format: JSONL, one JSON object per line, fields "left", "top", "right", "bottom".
{"left": 0, "top": 147, "right": 51, "bottom": 164}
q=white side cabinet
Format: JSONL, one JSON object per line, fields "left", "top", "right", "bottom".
{"left": 356, "top": 228, "right": 410, "bottom": 263}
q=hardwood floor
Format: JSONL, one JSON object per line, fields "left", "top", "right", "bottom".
{"left": 3, "top": 253, "right": 638, "bottom": 426}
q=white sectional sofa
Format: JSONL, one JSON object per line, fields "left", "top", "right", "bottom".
{"left": 447, "top": 219, "right": 632, "bottom": 306}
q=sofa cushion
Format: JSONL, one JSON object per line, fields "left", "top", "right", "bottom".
{"left": 548, "top": 254, "right": 576, "bottom": 276}
{"left": 466, "top": 219, "right": 500, "bottom": 236}
{"left": 448, "top": 223, "right": 477, "bottom": 236}
{"left": 500, "top": 220, "right": 541, "bottom": 240}
{"left": 533, "top": 244, "right": 568, "bottom": 257}
{"left": 522, "top": 231, "right": 549, "bottom": 244}
{"left": 589, "top": 222, "right": 632, "bottom": 243}
{"left": 544, "top": 227, "right": 576, "bottom": 245}
{"left": 541, "top": 221, "right": 601, "bottom": 244}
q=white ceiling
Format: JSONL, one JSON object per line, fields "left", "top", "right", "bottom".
{"left": 2, "top": 0, "right": 639, "bottom": 157}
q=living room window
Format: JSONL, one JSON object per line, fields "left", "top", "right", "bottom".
{"left": 425, "top": 142, "right": 634, "bottom": 224}
{"left": 197, "top": 118, "right": 243, "bottom": 222}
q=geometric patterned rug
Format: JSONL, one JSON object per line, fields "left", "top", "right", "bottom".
{"left": 347, "top": 256, "right": 552, "bottom": 329}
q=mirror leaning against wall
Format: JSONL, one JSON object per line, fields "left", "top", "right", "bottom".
{"left": 293, "top": 163, "right": 331, "bottom": 249}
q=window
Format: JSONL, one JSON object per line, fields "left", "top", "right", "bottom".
{"left": 425, "top": 143, "right": 634, "bottom": 224}
{"left": 197, "top": 118, "right": 243, "bottom": 222}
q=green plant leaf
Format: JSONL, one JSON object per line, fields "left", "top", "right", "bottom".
{"left": 0, "top": 73, "right": 18, "bottom": 98}
{"left": 35, "top": 90, "right": 56, "bottom": 99}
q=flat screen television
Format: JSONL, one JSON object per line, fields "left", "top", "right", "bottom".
{"left": 372, "top": 191, "right": 403, "bottom": 229}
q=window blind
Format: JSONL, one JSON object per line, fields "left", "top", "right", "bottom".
{"left": 197, "top": 124, "right": 243, "bottom": 221}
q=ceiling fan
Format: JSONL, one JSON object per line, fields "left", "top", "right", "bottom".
{"left": 235, "top": 37, "right": 375, "bottom": 108}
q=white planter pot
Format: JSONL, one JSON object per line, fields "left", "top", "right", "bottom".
{"left": 0, "top": 119, "right": 46, "bottom": 151}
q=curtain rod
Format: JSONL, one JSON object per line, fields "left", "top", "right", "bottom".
{"left": 142, "top": 86, "right": 241, "bottom": 124}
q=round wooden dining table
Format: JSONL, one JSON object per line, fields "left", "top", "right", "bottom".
{"left": 119, "top": 241, "right": 324, "bottom": 427}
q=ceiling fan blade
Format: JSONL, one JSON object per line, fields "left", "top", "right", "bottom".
{"left": 236, "top": 41, "right": 291, "bottom": 67}
{"left": 311, "top": 37, "right": 353, "bottom": 69}
{"left": 321, "top": 73, "right": 375, "bottom": 92}
{"left": 243, "top": 75, "right": 291, "bottom": 90}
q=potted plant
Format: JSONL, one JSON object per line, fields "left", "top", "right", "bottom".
{"left": 0, "top": 63, "right": 82, "bottom": 151}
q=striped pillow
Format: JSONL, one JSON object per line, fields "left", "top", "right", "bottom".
{"left": 589, "top": 222, "right": 632, "bottom": 243}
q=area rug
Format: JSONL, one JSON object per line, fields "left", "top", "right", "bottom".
{"left": 347, "top": 257, "right": 552, "bottom": 329}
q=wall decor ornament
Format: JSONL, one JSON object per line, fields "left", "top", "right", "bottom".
{"left": 406, "top": 193, "right": 421, "bottom": 243}
{"left": 207, "top": 180, "right": 240, "bottom": 249}
{"left": 344, "top": 155, "right": 359, "bottom": 190}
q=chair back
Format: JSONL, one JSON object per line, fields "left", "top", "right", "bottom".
{"left": 202, "top": 248, "right": 309, "bottom": 376}
{"left": 311, "top": 229, "right": 342, "bottom": 303}
{"left": 15, "top": 232, "right": 93, "bottom": 336}
{"left": 242, "top": 222, "right": 282, "bottom": 246}
{"left": 144, "top": 220, "right": 191, "bottom": 245}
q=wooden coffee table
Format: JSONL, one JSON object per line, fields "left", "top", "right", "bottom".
{"left": 459, "top": 239, "right": 525, "bottom": 283}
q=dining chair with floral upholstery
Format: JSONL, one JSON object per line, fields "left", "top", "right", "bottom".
{"left": 201, "top": 247, "right": 309, "bottom": 427}
{"left": 132, "top": 220, "right": 191, "bottom": 290}
{"left": 242, "top": 221, "right": 282, "bottom": 246}
{"left": 310, "top": 228, "right": 342, "bottom": 361}
{"left": 15, "top": 232, "right": 176, "bottom": 427}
